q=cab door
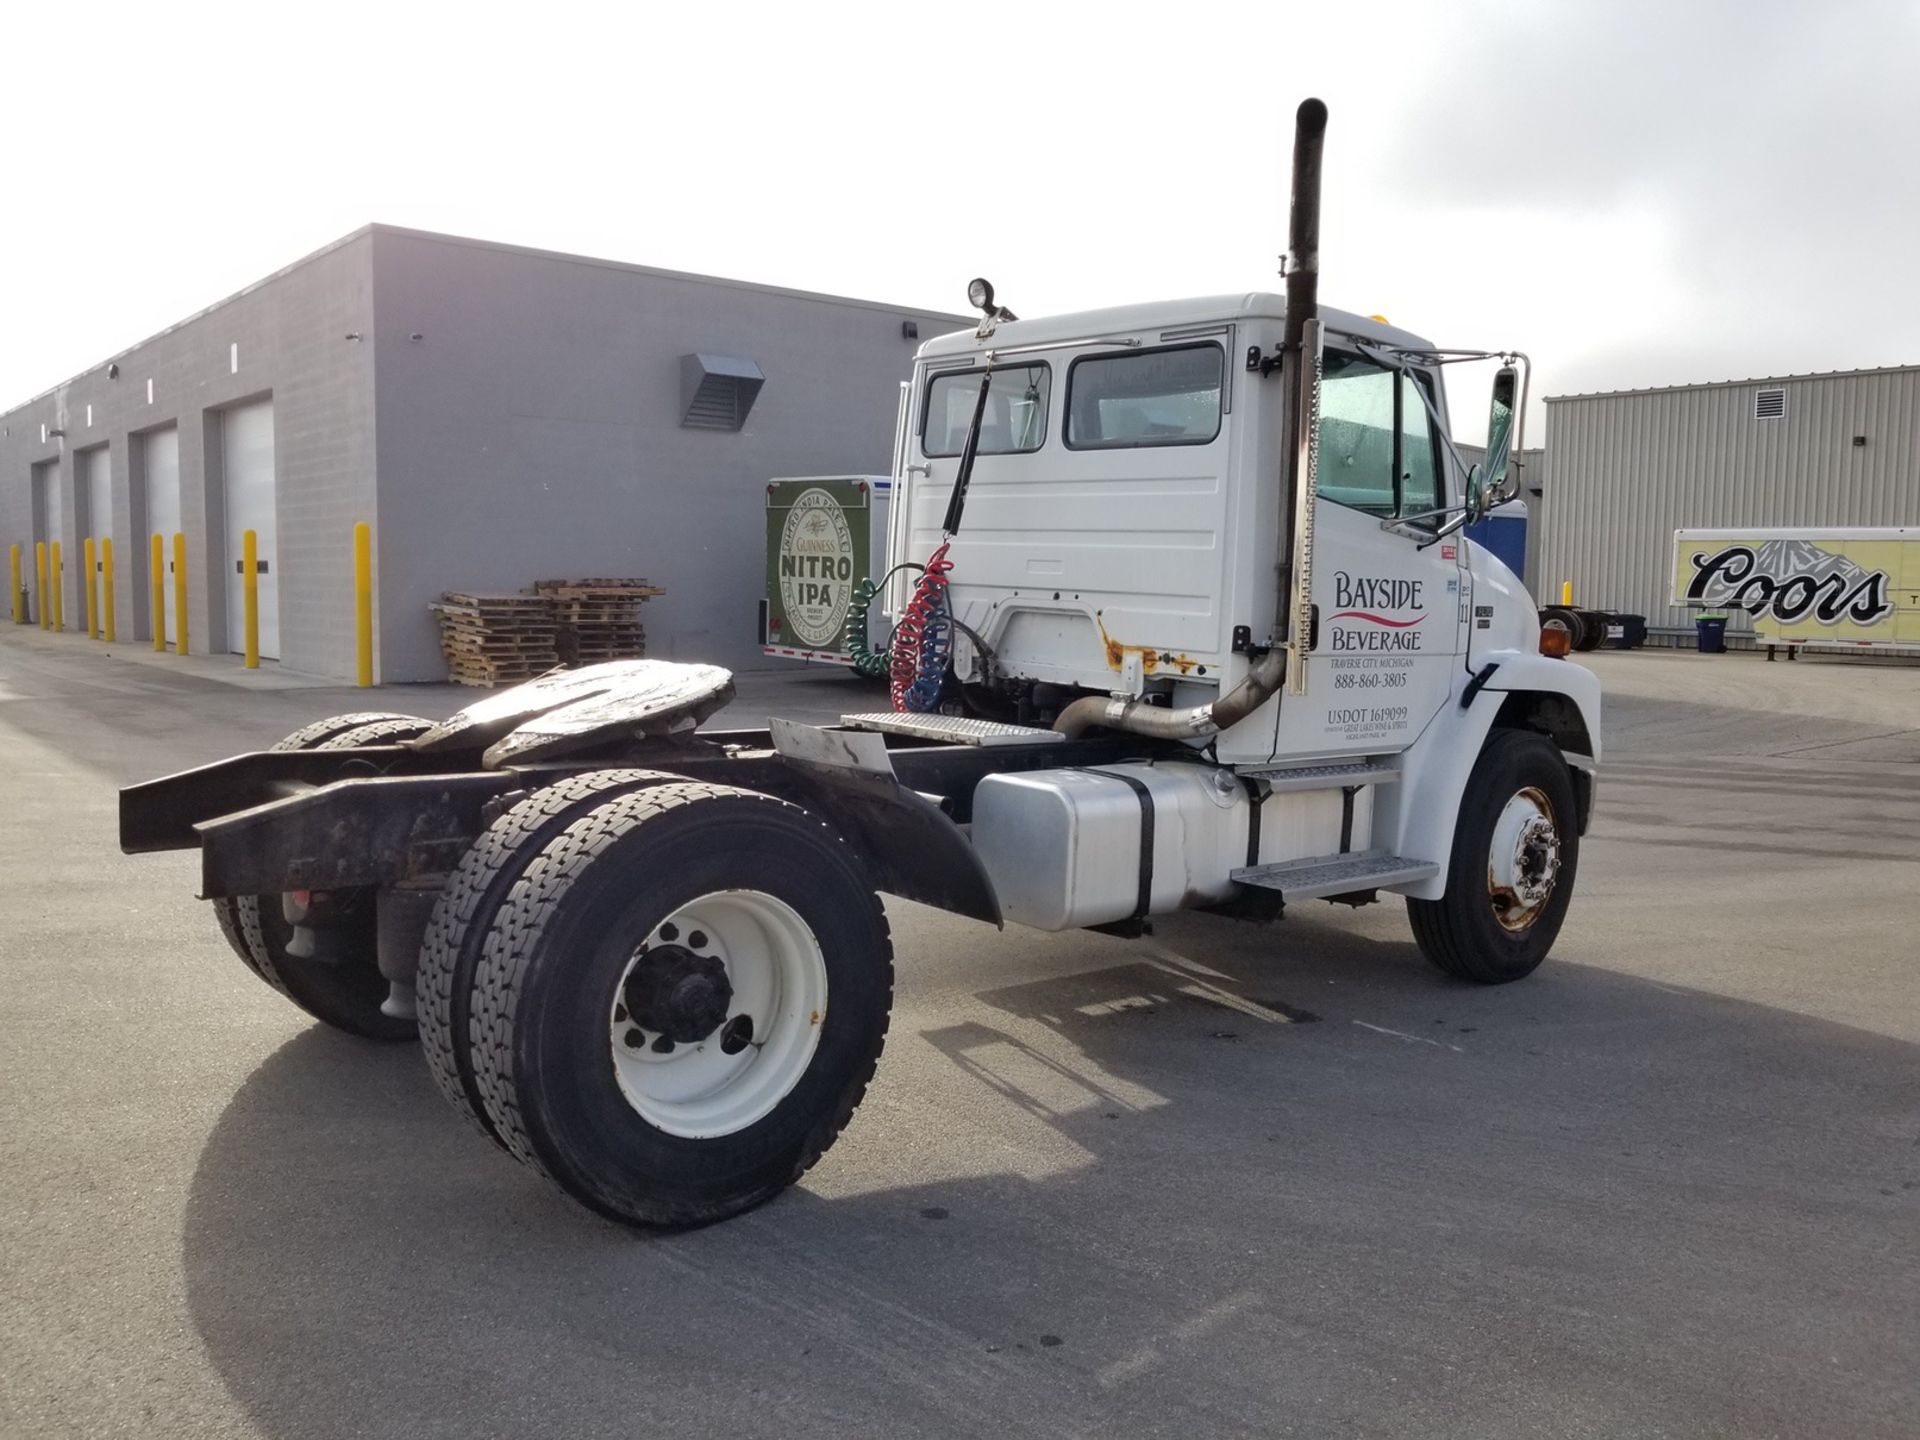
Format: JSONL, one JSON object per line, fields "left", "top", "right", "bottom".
{"left": 1268, "top": 348, "right": 1465, "bottom": 760}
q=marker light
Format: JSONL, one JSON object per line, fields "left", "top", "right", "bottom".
{"left": 1540, "top": 620, "right": 1573, "bottom": 658}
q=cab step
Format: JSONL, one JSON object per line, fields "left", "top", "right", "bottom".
{"left": 1231, "top": 848, "right": 1440, "bottom": 900}
{"left": 1236, "top": 760, "right": 1401, "bottom": 791}
{"left": 840, "top": 712, "right": 1066, "bottom": 747}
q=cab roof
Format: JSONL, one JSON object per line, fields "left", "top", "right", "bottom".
{"left": 915, "top": 293, "right": 1435, "bottom": 361}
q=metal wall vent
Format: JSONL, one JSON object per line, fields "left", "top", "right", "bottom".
{"left": 1753, "top": 387, "right": 1786, "bottom": 420}
{"left": 680, "top": 354, "right": 765, "bottom": 432}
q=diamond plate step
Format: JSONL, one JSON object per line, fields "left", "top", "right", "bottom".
{"left": 1235, "top": 760, "right": 1401, "bottom": 791}
{"left": 840, "top": 712, "right": 1067, "bottom": 747}
{"left": 1232, "top": 848, "right": 1439, "bottom": 900}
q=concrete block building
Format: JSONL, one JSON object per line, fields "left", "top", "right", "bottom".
{"left": 1, "top": 226, "right": 967, "bottom": 681}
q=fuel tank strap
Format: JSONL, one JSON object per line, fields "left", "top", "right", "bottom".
{"left": 1099, "top": 769, "right": 1156, "bottom": 919}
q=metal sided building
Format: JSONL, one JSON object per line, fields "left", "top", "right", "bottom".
{"left": 0, "top": 226, "right": 967, "bottom": 681}
{"left": 1536, "top": 365, "right": 1920, "bottom": 644}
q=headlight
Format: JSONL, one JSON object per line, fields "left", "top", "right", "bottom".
{"left": 967, "top": 277, "right": 995, "bottom": 313}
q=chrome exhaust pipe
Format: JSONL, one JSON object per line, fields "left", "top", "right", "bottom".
{"left": 1058, "top": 98, "right": 1326, "bottom": 743}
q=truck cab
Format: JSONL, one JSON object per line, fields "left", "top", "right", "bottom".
{"left": 882, "top": 290, "right": 1597, "bottom": 935}
{"left": 892, "top": 297, "right": 1486, "bottom": 767}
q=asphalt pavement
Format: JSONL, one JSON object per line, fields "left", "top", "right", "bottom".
{"left": 2, "top": 628, "right": 1916, "bottom": 1439}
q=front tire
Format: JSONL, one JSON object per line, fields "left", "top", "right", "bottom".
{"left": 468, "top": 782, "right": 893, "bottom": 1228}
{"left": 1408, "top": 728, "right": 1580, "bottom": 984}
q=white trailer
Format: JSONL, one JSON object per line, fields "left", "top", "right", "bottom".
{"left": 120, "top": 100, "right": 1600, "bottom": 1231}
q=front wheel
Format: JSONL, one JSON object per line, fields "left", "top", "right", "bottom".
{"left": 1408, "top": 728, "right": 1580, "bottom": 984}
{"left": 467, "top": 782, "right": 893, "bottom": 1228}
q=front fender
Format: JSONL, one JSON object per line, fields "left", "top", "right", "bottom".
{"left": 1376, "top": 653, "right": 1601, "bottom": 900}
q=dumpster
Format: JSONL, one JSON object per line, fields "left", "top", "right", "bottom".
{"left": 1608, "top": 613, "right": 1648, "bottom": 649}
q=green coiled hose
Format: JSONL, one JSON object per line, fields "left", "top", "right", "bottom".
{"left": 844, "top": 577, "right": 891, "bottom": 678}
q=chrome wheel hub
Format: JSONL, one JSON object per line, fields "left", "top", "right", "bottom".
{"left": 1487, "top": 786, "right": 1561, "bottom": 932}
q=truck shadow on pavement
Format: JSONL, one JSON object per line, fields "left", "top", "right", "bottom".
{"left": 178, "top": 914, "right": 1920, "bottom": 1440}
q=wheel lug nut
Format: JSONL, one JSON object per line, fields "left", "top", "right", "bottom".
{"left": 623, "top": 1028, "right": 644, "bottom": 1048}
{"left": 650, "top": 1034, "right": 676, "bottom": 1054}
{"left": 687, "top": 930, "right": 709, "bottom": 950}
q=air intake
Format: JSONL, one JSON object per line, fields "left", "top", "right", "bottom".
{"left": 680, "top": 354, "right": 765, "bottom": 432}
{"left": 1753, "top": 386, "right": 1786, "bottom": 420}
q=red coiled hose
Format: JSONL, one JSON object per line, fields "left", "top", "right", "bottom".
{"left": 890, "top": 541, "right": 954, "bottom": 712}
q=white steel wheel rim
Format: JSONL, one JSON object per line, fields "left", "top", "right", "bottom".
{"left": 1487, "top": 785, "right": 1561, "bottom": 932}
{"left": 608, "top": 889, "right": 828, "bottom": 1139}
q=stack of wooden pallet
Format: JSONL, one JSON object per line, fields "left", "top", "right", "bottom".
{"left": 433, "top": 592, "right": 560, "bottom": 687}
{"left": 534, "top": 578, "right": 665, "bottom": 665}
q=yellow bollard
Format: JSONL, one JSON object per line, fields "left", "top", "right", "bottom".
{"left": 354, "top": 521, "right": 373, "bottom": 687}
{"left": 51, "top": 541, "right": 64, "bottom": 632}
{"left": 36, "top": 542, "right": 48, "bottom": 630}
{"left": 151, "top": 535, "right": 166, "bottom": 651}
{"left": 1560, "top": 580, "right": 1573, "bottom": 605}
{"left": 102, "top": 539, "right": 116, "bottom": 643}
{"left": 173, "top": 533, "right": 189, "bottom": 656}
{"left": 242, "top": 529, "right": 260, "bottom": 668}
{"left": 9, "top": 544, "right": 19, "bottom": 625}
{"left": 84, "top": 538, "right": 99, "bottom": 639}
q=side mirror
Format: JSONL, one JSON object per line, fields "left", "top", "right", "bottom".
{"left": 1464, "top": 464, "right": 1485, "bottom": 524}
{"left": 1481, "top": 365, "right": 1519, "bottom": 506}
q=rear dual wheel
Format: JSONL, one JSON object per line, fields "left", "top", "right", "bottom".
{"left": 415, "top": 768, "right": 681, "bottom": 1145}
{"left": 452, "top": 781, "right": 893, "bottom": 1228}
{"left": 209, "top": 711, "right": 433, "bottom": 1038}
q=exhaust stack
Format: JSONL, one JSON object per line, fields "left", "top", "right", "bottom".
{"left": 1058, "top": 97, "right": 1326, "bottom": 741}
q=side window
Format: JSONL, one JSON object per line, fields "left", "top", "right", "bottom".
{"left": 922, "top": 363, "right": 1050, "bottom": 458}
{"left": 1400, "top": 373, "right": 1440, "bottom": 514}
{"left": 1316, "top": 352, "right": 1444, "bottom": 518}
{"left": 1317, "top": 352, "right": 1396, "bottom": 514}
{"left": 1065, "top": 344, "right": 1223, "bottom": 449}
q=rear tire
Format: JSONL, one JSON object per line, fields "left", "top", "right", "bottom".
{"left": 416, "top": 768, "right": 679, "bottom": 1145}
{"left": 1408, "top": 728, "right": 1579, "bottom": 985}
{"left": 209, "top": 711, "right": 433, "bottom": 1037}
{"left": 468, "top": 782, "right": 892, "bottom": 1228}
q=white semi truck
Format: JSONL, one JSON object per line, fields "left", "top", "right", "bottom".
{"left": 120, "top": 100, "right": 1599, "bottom": 1229}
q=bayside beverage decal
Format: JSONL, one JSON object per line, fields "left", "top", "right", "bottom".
{"left": 1330, "top": 572, "right": 1426, "bottom": 651}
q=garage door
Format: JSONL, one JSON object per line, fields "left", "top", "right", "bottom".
{"left": 144, "top": 428, "right": 181, "bottom": 643}
{"left": 221, "top": 401, "right": 278, "bottom": 659}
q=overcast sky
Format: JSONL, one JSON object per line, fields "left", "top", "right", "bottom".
{"left": 5, "top": 0, "right": 1916, "bottom": 441}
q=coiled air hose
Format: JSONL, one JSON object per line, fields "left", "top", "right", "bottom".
{"left": 889, "top": 541, "right": 954, "bottom": 712}
{"left": 843, "top": 578, "right": 891, "bottom": 679}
